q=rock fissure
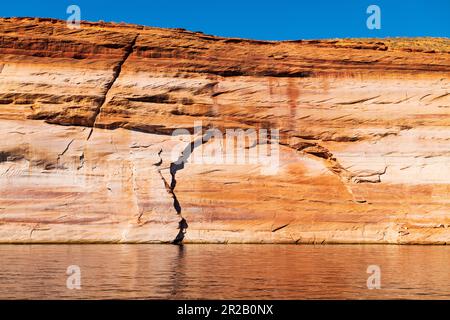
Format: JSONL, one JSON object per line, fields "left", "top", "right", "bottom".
{"left": 89, "top": 34, "right": 139, "bottom": 138}
{"left": 162, "top": 131, "right": 216, "bottom": 244}
{"left": 281, "top": 139, "right": 381, "bottom": 203}
{"left": 56, "top": 139, "right": 74, "bottom": 161}
{"left": 153, "top": 148, "right": 186, "bottom": 243}
{"left": 281, "top": 140, "right": 351, "bottom": 180}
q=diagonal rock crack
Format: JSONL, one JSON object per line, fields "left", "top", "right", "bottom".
{"left": 87, "top": 34, "right": 138, "bottom": 140}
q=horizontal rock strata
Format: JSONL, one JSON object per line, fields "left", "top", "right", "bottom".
{"left": 0, "top": 17, "right": 449, "bottom": 243}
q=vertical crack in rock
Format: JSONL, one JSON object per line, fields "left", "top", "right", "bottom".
{"left": 153, "top": 149, "right": 183, "bottom": 242}
{"left": 155, "top": 131, "right": 215, "bottom": 244}
{"left": 77, "top": 152, "right": 85, "bottom": 170}
{"left": 88, "top": 34, "right": 139, "bottom": 140}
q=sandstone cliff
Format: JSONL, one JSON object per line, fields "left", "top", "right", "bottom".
{"left": 0, "top": 17, "right": 449, "bottom": 244}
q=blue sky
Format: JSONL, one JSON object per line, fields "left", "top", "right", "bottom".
{"left": 1, "top": 0, "right": 449, "bottom": 40}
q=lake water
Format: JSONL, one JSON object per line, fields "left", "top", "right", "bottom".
{"left": 0, "top": 244, "right": 448, "bottom": 299}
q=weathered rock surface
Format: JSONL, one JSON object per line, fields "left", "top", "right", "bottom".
{"left": 0, "top": 17, "right": 449, "bottom": 243}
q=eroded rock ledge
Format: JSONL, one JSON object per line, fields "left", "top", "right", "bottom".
{"left": 0, "top": 17, "right": 449, "bottom": 244}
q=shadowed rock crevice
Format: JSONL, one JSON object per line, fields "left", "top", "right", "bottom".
{"left": 281, "top": 139, "right": 351, "bottom": 178}
{"left": 173, "top": 218, "right": 188, "bottom": 244}
{"left": 164, "top": 130, "right": 215, "bottom": 244}
{"left": 90, "top": 34, "right": 139, "bottom": 134}
{"left": 153, "top": 148, "right": 187, "bottom": 244}
{"left": 0, "top": 151, "right": 23, "bottom": 163}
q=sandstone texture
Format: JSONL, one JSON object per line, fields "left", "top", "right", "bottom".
{"left": 0, "top": 17, "right": 449, "bottom": 244}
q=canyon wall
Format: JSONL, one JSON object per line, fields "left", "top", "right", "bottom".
{"left": 0, "top": 17, "right": 449, "bottom": 243}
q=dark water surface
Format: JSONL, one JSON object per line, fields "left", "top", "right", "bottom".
{"left": 0, "top": 244, "right": 448, "bottom": 299}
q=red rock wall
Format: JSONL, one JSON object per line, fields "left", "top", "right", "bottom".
{"left": 0, "top": 17, "right": 449, "bottom": 243}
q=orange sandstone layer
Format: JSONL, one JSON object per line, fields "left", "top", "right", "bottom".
{"left": 0, "top": 17, "right": 449, "bottom": 244}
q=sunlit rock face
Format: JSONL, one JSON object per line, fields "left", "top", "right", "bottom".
{"left": 0, "top": 17, "right": 449, "bottom": 244}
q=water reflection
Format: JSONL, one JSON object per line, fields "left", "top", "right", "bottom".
{"left": 0, "top": 244, "right": 448, "bottom": 299}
